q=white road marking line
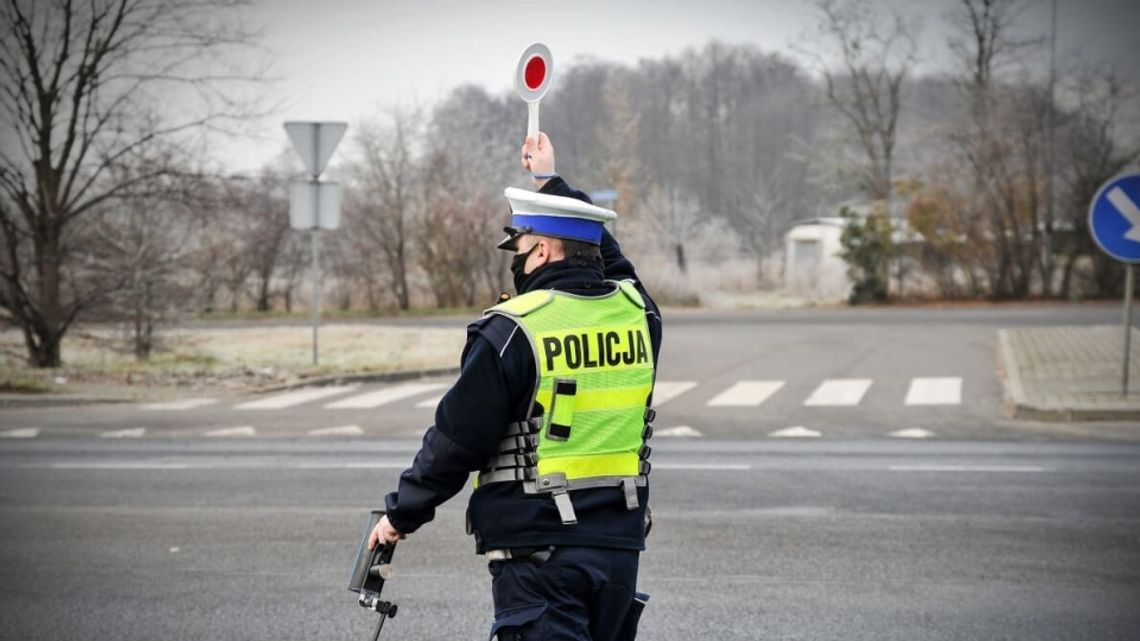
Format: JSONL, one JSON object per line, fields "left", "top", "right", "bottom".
{"left": 415, "top": 394, "right": 445, "bottom": 409}
{"left": 101, "top": 428, "right": 146, "bottom": 439}
{"left": 651, "top": 381, "right": 697, "bottom": 406}
{"left": 308, "top": 424, "right": 364, "bottom": 437}
{"left": 325, "top": 383, "right": 448, "bottom": 409}
{"left": 234, "top": 386, "right": 357, "bottom": 410}
{"left": 888, "top": 465, "right": 1045, "bottom": 473}
{"left": 51, "top": 462, "right": 190, "bottom": 470}
{"left": 904, "top": 377, "right": 962, "bottom": 406}
{"left": 890, "top": 428, "right": 935, "bottom": 439}
{"left": 803, "top": 379, "right": 872, "bottom": 406}
{"left": 707, "top": 381, "right": 784, "bottom": 407}
{"left": 653, "top": 463, "right": 751, "bottom": 470}
{"left": 295, "top": 462, "right": 410, "bottom": 469}
{"left": 654, "top": 426, "right": 704, "bottom": 438}
{"left": 23, "top": 460, "right": 751, "bottom": 472}
{"left": 139, "top": 398, "right": 218, "bottom": 411}
{"left": 1106, "top": 186, "right": 1140, "bottom": 241}
{"left": 769, "top": 426, "right": 821, "bottom": 438}
{"left": 205, "top": 426, "right": 256, "bottom": 437}
{"left": 0, "top": 428, "right": 40, "bottom": 438}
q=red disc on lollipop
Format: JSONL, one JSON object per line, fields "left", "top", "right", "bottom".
{"left": 515, "top": 43, "right": 553, "bottom": 103}
{"left": 524, "top": 56, "right": 546, "bottom": 91}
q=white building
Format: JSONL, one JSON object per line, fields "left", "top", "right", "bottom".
{"left": 783, "top": 217, "right": 850, "bottom": 302}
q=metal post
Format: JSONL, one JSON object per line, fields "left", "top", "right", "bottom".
{"left": 1124, "top": 264, "right": 1135, "bottom": 397}
{"left": 1043, "top": 0, "right": 1058, "bottom": 296}
{"left": 310, "top": 126, "right": 322, "bottom": 366}
{"left": 311, "top": 225, "right": 321, "bottom": 366}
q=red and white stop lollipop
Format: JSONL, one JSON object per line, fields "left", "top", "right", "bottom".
{"left": 515, "top": 43, "right": 553, "bottom": 139}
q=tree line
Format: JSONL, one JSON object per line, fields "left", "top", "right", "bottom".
{"left": 1, "top": 0, "right": 1137, "bottom": 367}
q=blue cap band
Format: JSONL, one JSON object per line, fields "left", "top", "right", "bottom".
{"left": 510, "top": 213, "right": 604, "bottom": 245}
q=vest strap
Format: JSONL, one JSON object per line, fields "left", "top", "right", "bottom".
{"left": 487, "top": 452, "right": 537, "bottom": 469}
{"left": 621, "top": 477, "right": 639, "bottom": 511}
{"left": 552, "top": 490, "right": 577, "bottom": 525}
{"left": 478, "top": 467, "right": 536, "bottom": 484}
{"left": 504, "top": 419, "right": 540, "bottom": 436}
{"left": 497, "top": 434, "right": 538, "bottom": 453}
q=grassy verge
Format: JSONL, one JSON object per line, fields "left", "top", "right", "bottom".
{"left": 0, "top": 323, "right": 466, "bottom": 392}
{"left": 194, "top": 306, "right": 482, "bottom": 322}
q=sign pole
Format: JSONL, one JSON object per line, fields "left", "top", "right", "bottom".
{"left": 285, "top": 120, "right": 347, "bottom": 368}
{"left": 1124, "top": 264, "right": 1134, "bottom": 397}
{"left": 310, "top": 125, "right": 322, "bottom": 366}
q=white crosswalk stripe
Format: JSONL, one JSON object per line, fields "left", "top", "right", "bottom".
{"left": 904, "top": 377, "right": 962, "bottom": 406}
{"left": 707, "top": 380, "right": 784, "bottom": 407}
{"left": 655, "top": 426, "right": 704, "bottom": 437}
{"left": 235, "top": 386, "right": 357, "bottom": 410}
{"left": 102, "top": 428, "right": 146, "bottom": 439}
{"left": 890, "top": 428, "right": 936, "bottom": 439}
{"left": 308, "top": 424, "right": 364, "bottom": 436}
{"left": 804, "top": 379, "right": 872, "bottom": 406}
{"left": 205, "top": 426, "right": 257, "bottom": 437}
{"left": 769, "top": 426, "right": 821, "bottom": 438}
{"left": 415, "top": 394, "right": 445, "bottom": 409}
{"left": 1, "top": 428, "right": 40, "bottom": 438}
{"left": 325, "top": 382, "right": 449, "bottom": 409}
{"left": 651, "top": 381, "right": 697, "bottom": 406}
{"left": 140, "top": 398, "right": 217, "bottom": 411}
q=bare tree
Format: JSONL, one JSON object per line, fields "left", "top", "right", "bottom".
{"left": 945, "top": 0, "right": 1048, "bottom": 299}
{"left": 1059, "top": 66, "right": 1139, "bottom": 298}
{"left": 0, "top": 0, "right": 264, "bottom": 366}
{"left": 91, "top": 171, "right": 201, "bottom": 360}
{"left": 345, "top": 109, "right": 422, "bottom": 311}
{"left": 811, "top": 0, "right": 918, "bottom": 202}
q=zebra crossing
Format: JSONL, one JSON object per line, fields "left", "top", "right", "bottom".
{"left": 0, "top": 375, "right": 969, "bottom": 441}
{"left": 135, "top": 375, "right": 965, "bottom": 413}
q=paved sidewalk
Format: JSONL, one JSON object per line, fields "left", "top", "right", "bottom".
{"left": 999, "top": 325, "right": 1140, "bottom": 421}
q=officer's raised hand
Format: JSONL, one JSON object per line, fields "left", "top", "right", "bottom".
{"left": 520, "top": 131, "right": 555, "bottom": 189}
{"left": 368, "top": 514, "right": 404, "bottom": 550}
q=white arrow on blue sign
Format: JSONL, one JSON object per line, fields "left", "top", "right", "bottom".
{"left": 1089, "top": 173, "right": 1140, "bottom": 263}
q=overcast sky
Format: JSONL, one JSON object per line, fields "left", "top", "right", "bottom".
{"left": 222, "top": 0, "right": 1140, "bottom": 172}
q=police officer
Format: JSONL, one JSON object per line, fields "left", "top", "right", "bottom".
{"left": 368, "top": 132, "right": 662, "bottom": 640}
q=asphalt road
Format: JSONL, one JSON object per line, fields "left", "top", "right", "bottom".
{"left": 3, "top": 303, "right": 1135, "bottom": 441}
{"left": 1, "top": 439, "right": 1137, "bottom": 641}
{"left": 2, "top": 304, "right": 1138, "bottom": 640}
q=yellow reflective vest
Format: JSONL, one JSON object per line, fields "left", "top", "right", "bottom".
{"left": 475, "top": 280, "right": 655, "bottom": 524}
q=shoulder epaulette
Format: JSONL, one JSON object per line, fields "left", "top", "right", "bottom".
{"left": 615, "top": 280, "right": 645, "bottom": 309}
{"left": 485, "top": 290, "right": 554, "bottom": 317}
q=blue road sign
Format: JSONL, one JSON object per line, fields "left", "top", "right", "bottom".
{"left": 1089, "top": 173, "right": 1140, "bottom": 263}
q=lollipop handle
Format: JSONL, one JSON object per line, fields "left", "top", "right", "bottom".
{"left": 527, "top": 101, "right": 540, "bottom": 140}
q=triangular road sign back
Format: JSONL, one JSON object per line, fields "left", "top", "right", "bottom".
{"left": 284, "top": 121, "right": 348, "bottom": 177}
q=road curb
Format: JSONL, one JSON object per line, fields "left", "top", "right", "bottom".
{"left": 0, "top": 368, "right": 461, "bottom": 409}
{"left": 0, "top": 394, "right": 136, "bottom": 409}
{"left": 998, "top": 328, "right": 1140, "bottom": 422}
{"left": 251, "top": 367, "right": 460, "bottom": 394}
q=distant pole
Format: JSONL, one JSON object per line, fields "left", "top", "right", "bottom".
{"left": 1043, "top": 0, "right": 1058, "bottom": 296}
{"left": 310, "top": 126, "right": 321, "bottom": 366}
{"left": 1124, "top": 264, "right": 1134, "bottom": 397}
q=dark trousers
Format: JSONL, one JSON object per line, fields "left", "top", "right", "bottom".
{"left": 487, "top": 546, "right": 647, "bottom": 641}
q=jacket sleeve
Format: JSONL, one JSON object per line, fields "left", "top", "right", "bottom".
{"left": 539, "top": 176, "right": 593, "bottom": 204}
{"left": 383, "top": 331, "right": 519, "bottom": 535}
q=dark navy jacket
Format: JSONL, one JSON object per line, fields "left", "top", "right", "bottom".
{"left": 384, "top": 177, "right": 662, "bottom": 552}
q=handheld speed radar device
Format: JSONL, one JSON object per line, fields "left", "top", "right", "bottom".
{"left": 347, "top": 510, "right": 399, "bottom": 640}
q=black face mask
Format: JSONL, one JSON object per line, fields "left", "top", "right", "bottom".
{"left": 511, "top": 242, "right": 539, "bottom": 294}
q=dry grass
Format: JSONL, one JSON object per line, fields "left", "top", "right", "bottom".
{"left": 0, "top": 323, "right": 465, "bottom": 390}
